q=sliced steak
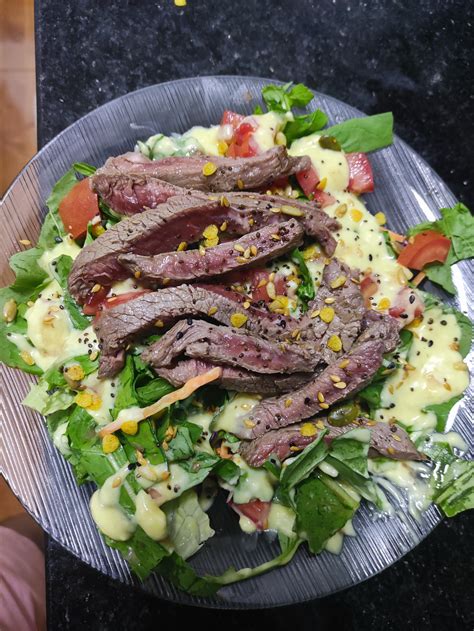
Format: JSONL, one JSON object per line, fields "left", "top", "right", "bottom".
{"left": 223, "top": 192, "right": 340, "bottom": 256}
{"left": 239, "top": 418, "right": 426, "bottom": 467}
{"left": 154, "top": 359, "right": 314, "bottom": 394}
{"left": 297, "top": 258, "right": 366, "bottom": 360}
{"left": 232, "top": 319, "right": 400, "bottom": 440}
{"left": 93, "top": 147, "right": 311, "bottom": 193}
{"left": 142, "top": 319, "right": 315, "bottom": 374}
{"left": 118, "top": 220, "right": 304, "bottom": 287}
{"left": 94, "top": 284, "right": 289, "bottom": 377}
{"left": 69, "top": 195, "right": 258, "bottom": 303}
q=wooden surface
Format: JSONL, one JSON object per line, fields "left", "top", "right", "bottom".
{"left": 0, "top": 0, "right": 36, "bottom": 519}
{"left": 0, "top": 0, "right": 36, "bottom": 195}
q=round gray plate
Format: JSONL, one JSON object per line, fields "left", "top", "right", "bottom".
{"left": 1, "top": 76, "right": 472, "bottom": 608}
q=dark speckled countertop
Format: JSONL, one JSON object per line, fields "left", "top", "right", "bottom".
{"left": 35, "top": 1, "right": 473, "bottom": 629}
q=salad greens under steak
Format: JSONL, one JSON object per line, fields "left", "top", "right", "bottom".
{"left": 1, "top": 81, "right": 473, "bottom": 597}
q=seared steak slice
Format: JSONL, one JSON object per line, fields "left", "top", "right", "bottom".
{"left": 68, "top": 195, "right": 260, "bottom": 303}
{"left": 118, "top": 220, "right": 304, "bottom": 287}
{"left": 142, "top": 319, "right": 315, "bottom": 374}
{"left": 154, "top": 359, "right": 314, "bottom": 394}
{"left": 232, "top": 318, "right": 400, "bottom": 439}
{"left": 93, "top": 147, "right": 311, "bottom": 193}
{"left": 297, "top": 259, "right": 365, "bottom": 359}
{"left": 240, "top": 418, "right": 426, "bottom": 467}
{"left": 94, "top": 284, "right": 289, "bottom": 377}
{"left": 91, "top": 173, "right": 183, "bottom": 216}
{"left": 223, "top": 192, "right": 340, "bottom": 256}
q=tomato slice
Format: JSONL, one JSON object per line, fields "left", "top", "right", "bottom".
{"left": 84, "top": 288, "right": 150, "bottom": 316}
{"left": 58, "top": 178, "right": 100, "bottom": 240}
{"left": 346, "top": 153, "right": 374, "bottom": 194}
{"left": 360, "top": 275, "right": 378, "bottom": 307}
{"left": 229, "top": 499, "right": 271, "bottom": 530}
{"left": 226, "top": 119, "right": 258, "bottom": 158}
{"left": 220, "top": 110, "right": 245, "bottom": 129}
{"left": 312, "top": 189, "right": 337, "bottom": 208}
{"left": 296, "top": 166, "right": 320, "bottom": 197}
{"left": 388, "top": 287, "right": 425, "bottom": 324}
{"left": 397, "top": 230, "right": 451, "bottom": 270}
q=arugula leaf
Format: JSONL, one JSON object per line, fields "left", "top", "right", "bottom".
{"left": 277, "top": 430, "right": 328, "bottom": 505}
{"left": 423, "top": 395, "right": 464, "bottom": 433}
{"left": 324, "top": 112, "right": 393, "bottom": 153}
{"left": 295, "top": 473, "right": 359, "bottom": 554}
{"left": 105, "top": 527, "right": 169, "bottom": 581}
{"left": 112, "top": 355, "right": 138, "bottom": 419}
{"left": 135, "top": 377, "right": 175, "bottom": 406}
{"left": 407, "top": 203, "right": 474, "bottom": 294}
{"left": 262, "top": 82, "right": 314, "bottom": 113}
{"left": 52, "top": 255, "right": 91, "bottom": 330}
{"left": 285, "top": 109, "right": 328, "bottom": 144}
{"left": 291, "top": 247, "right": 315, "bottom": 310}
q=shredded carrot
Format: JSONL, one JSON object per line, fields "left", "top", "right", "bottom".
{"left": 412, "top": 271, "right": 426, "bottom": 287}
{"left": 381, "top": 227, "right": 406, "bottom": 243}
{"left": 98, "top": 367, "right": 222, "bottom": 437}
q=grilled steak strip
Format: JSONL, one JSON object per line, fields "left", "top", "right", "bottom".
{"left": 232, "top": 316, "right": 400, "bottom": 440}
{"left": 93, "top": 147, "right": 311, "bottom": 194}
{"left": 142, "top": 319, "right": 315, "bottom": 374}
{"left": 154, "top": 359, "right": 314, "bottom": 394}
{"left": 118, "top": 220, "right": 304, "bottom": 287}
{"left": 239, "top": 418, "right": 426, "bottom": 467}
{"left": 94, "top": 284, "right": 288, "bottom": 378}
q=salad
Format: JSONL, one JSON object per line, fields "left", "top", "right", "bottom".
{"left": 1, "top": 81, "right": 473, "bottom": 597}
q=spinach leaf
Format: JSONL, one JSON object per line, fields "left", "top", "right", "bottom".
{"left": 324, "top": 112, "right": 393, "bottom": 153}
{"left": 135, "top": 377, "right": 175, "bottom": 406}
{"left": 423, "top": 395, "right": 464, "bottom": 433}
{"left": 39, "top": 168, "right": 76, "bottom": 249}
{"left": 262, "top": 82, "right": 314, "bottom": 113}
{"left": 166, "top": 426, "right": 195, "bottom": 461}
{"left": 105, "top": 527, "right": 169, "bottom": 581}
{"left": 285, "top": 109, "right": 328, "bottom": 144}
{"left": 43, "top": 354, "right": 99, "bottom": 387}
{"left": 112, "top": 355, "right": 138, "bottom": 419}
{"left": 295, "top": 473, "right": 359, "bottom": 554}
{"left": 291, "top": 247, "right": 315, "bottom": 310}
{"left": 277, "top": 430, "right": 328, "bottom": 505}
{"left": 156, "top": 552, "right": 220, "bottom": 596}
{"left": 214, "top": 458, "right": 242, "bottom": 484}
{"left": 52, "top": 255, "right": 91, "bottom": 330}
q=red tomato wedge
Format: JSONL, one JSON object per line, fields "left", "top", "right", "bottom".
{"left": 312, "top": 189, "right": 337, "bottom": 208}
{"left": 360, "top": 275, "right": 378, "bottom": 307}
{"left": 229, "top": 499, "right": 271, "bottom": 530}
{"left": 346, "top": 153, "right": 374, "bottom": 194}
{"left": 220, "top": 110, "right": 245, "bottom": 129}
{"left": 296, "top": 166, "right": 320, "bottom": 197}
{"left": 58, "top": 178, "right": 100, "bottom": 240}
{"left": 84, "top": 289, "right": 150, "bottom": 316}
{"left": 396, "top": 230, "right": 451, "bottom": 270}
{"left": 226, "top": 120, "right": 259, "bottom": 158}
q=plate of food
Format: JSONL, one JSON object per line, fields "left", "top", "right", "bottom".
{"left": 1, "top": 76, "right": 472, "bottom": 608}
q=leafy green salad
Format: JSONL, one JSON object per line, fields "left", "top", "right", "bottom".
{"left": 1, "top": 81, "right": 473, "bottom": 597}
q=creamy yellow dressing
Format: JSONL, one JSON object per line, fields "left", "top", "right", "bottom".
{"left": 52, "top": 422, "right": 71, "bottom": 457}
{"left": 267, "top": 503, "right": 296, "bottom": 537}
{"left": 290, "top": 134, "right": 350, "bottom": 191}
{"left": 90, "top": 466, "right": 136, "bottom": 541}
{"left": 324, "top": 519, "right": 356, "bottom": 555}
{"left": 375, "top": 307, "right": 469, "bottom": 432}
{"left": 38, "top": 236, "right": 81, "bottom": 274}
{"left": 211, "top": 393, "right": 261, "bottom": 435}
{"left": 82, "top": 373, "right": 118, "bottom": 425}
{"left": 230, "top": 454, "right": 275, "bottom": 504}
{"left": 147, "top": 463, "right": 192, "bottom": 506}
{"left": 251, "top": 112, "right": 287, "bottom": 152}
{"left": 134, "top": 489, "right": 168, "bottom": 541}
{"left": 184, "top": 125, "right": 221, "bottom": 156}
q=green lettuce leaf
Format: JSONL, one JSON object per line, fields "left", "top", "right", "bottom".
{"left": 52, "top": 255, "right": 91, "bottom": 330}
{"left": 285, "top": 109, "right": 328, "bottom": 144}
{"left": 324, "top": 112, "right": 393, "bottom": 153}
{"left": 163, "top": 489, "right": 214, "bottom": 560}
{"left": 262, "top": 82, "right": 314, "bottom": 113}
{"left": 22, "top": 379, "right": 75, "bottom": 415}
{"left": 291, "top": 247, "right": 315, "bottom": 310}
{"left": 105, "top": 526, "right": 168, "bottom": 581}
{"left": 295, "top": 473, "right": 359, "bottom": 554}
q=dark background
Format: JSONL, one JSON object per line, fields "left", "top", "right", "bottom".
{"left": 35, "top": 1, "right": 473, "bottom": 629}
